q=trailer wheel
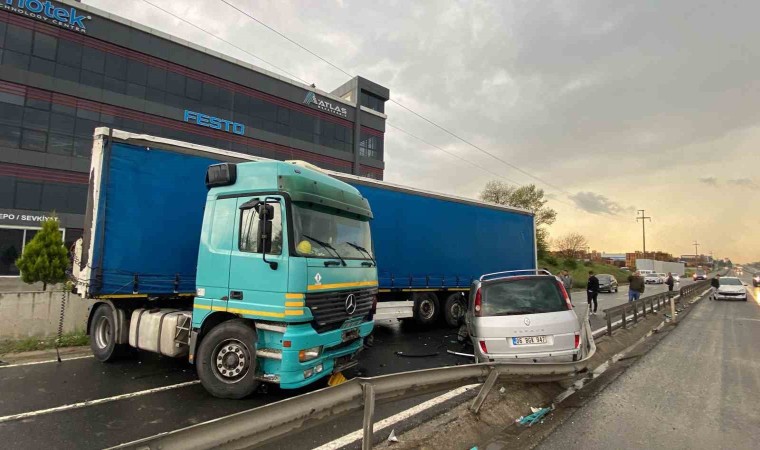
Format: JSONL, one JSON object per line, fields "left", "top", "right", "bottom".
{"left": 89, "top": 304, "right": 126, "bottom": 362}
{"left": 413, "top": 292, "right": 440, "bottom": 326}
{"left": 196, "top": 320, "right": 259, "bottom": 399}
{"left": 443, "top": 293, "right": 466, "bottom": 327}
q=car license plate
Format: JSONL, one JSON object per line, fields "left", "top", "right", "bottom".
{"left": 512, "top": 336, "right": 548, "bottom": 345}
{"left": 342, "top": 328, "right": 360, "bottom": 342}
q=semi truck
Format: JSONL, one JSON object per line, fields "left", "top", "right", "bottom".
{"left": 75, "top": 128, "right": 536, "bottom": 398}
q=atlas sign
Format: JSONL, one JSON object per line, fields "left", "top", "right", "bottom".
{"left": 303, "top": 92, "right": 348, "bottom": 118}
{"left": 2, "top": 0, "right": 91, "bottom": 33}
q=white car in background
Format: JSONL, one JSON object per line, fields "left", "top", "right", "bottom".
{"left": 714, "top": 277, "right": 748, "bottom": 301}
{"left": 644, "top": 273, "right": 664, "bottom": 284}
{"left": 672, "top": 274, "right": 681, "bottom": 283}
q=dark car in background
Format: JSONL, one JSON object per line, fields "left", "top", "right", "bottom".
{"left": 598, "top": 274, "right": 619, "bottom": 293}
{"left": 693, "top": 269, "right": 707, "bottom": 281}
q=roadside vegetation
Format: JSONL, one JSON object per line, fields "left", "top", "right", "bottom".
{"left": 0, "top": 331, "right": 89, "bottom": 355}
{"left": 539, "top": 257, "right": 630, "bottom": 289}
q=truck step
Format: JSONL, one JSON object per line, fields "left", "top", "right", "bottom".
{"left": 256, "top": 348, "right": 283, "bottom": 360}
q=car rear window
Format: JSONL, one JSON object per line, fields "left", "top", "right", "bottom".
{"left": 721, "top": 278, "right": 742, "bottom": 285}
{"left": 482, "top": 277, "right": 566, "bottom": 316}
{"left": 598, "top": 275, "right": 612, "bottom": 281}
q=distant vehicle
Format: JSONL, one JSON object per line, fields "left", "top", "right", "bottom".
{"left": 672, "top": 274, "right": 681, "bottom": 283}
{"left": 597, "top": 274, "right": 619, "bottom": 293}
{"left": 693, "top": 269, "right": 707, "bottom": 281}
{"left": 753, "top": 274, "right": 760, "bottom": 287}
{"left": 639, "top": 270, "right": 655, "bottom": 276}
{"left": 466, "top": 270, "right": 580, "bottom": 363}
{"left": 714, "top": 277, "right": 748, "bottom": 301}
{"left": 645, "top": 273, "right": 664, "bottom": 284}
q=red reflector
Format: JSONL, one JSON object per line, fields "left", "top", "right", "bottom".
{"left": 283, "top": 340, "right": 292, "bottom": 348}
{"left": 574, "top": 334, "right": 580, "bottom": 349}
{"left": 474, "top": 288, "right": 482, "bottom": 316}
{"left": 479, "top": 340, "right": 488, "bottom": 354}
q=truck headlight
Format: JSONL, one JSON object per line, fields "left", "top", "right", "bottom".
{"left": 299, "top": 346, "right": 322, "bottom": 362}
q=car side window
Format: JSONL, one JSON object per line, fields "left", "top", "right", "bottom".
{"left": 239, "top": 203, "right": 283, "bottom": 255}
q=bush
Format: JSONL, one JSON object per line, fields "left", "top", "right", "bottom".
{"left": 544, "top": 255, "right": 558, "bottom": 266}
{"left": 564, "top": 258, "right": 578, "bottom": 269}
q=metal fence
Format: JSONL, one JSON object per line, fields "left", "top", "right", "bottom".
{"left": 114, "top": 318, "right": 596, "bottom": 450}
{"left": 602, "top": 280, "right": 711, "bottom": 336}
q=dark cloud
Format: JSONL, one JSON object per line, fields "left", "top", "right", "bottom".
{"left": 698, "top": 176, "right": 718, "bottom": 186}
{"left": 569, "top": 192, "right": 632, "bottom": 215}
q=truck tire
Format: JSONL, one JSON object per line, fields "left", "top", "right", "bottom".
{"left": 413, "top": 292, "right": 440, "bottom": 326}
{"left": 196, "top": 320, "right": 259, "bottom": 399}
{"left": 89, "top": 304, "right": 126, "bottom": 362}
{"left": 443, "top": 293, "right": 466, "bottom": 327}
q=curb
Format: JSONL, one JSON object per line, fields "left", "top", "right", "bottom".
{"left": 0, "top": 346, "right": 91, "bottom": 365}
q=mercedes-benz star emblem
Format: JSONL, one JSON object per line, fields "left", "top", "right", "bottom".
{"left": 523, "top": 317, "right": 531, "bottom": 326}
{"left": 345, "top": 294, "right": 357, "bottom": 315}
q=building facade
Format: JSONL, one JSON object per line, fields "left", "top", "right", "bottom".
{"left": 0, "top": 0, "right": 389, "bottom": 276}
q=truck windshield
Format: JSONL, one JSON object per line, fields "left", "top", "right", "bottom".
{"left": 292, "top": 203, "right": 373, "bottom": 260}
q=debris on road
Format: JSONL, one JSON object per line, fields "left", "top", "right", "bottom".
{"left": 499, "top": 386, "right": 507, "bottom": 394}
{"left": 515, "top": 405, "right": 554, "bottom": 426}
{"left": 394, "top": 351, "right": 439, "bottom": 358}
{"left": 387, "top": 429, "right": 399, "bottom": 443}
{"left": 446, "top": 350, "right": 474, "bottom": 358}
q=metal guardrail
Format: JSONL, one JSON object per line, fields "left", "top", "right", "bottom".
{"left": 114, "top": 319, "right": 596, "bottom": 450}
{"left": 602, "top": 280, "right": 711, "bottom": 336}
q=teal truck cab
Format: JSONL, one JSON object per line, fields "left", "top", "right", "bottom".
{"left": 76, "top": 129, "right": 377, "bottom": 398}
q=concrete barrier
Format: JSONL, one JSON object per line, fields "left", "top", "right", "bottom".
{"left": 0, "top": 291, "right": 89, "bottom": 339}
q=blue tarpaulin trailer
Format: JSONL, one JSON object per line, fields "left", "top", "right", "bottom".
{"left": 76, "top": 129, "right": 536, "bottom": 329}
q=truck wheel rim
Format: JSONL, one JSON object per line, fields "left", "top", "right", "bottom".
{"left": 450, "top": 301, "right": 464, "bottom": 321}
{"left": 94, "top": 315, "right": 111, "bottom": 349}
{"left": 212, "top": 339, "right": 251, "bottom": 384}
{"left": 419, "top": 299, "right": 435, "bottom": 320}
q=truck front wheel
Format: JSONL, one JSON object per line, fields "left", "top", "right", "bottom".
{"left": 90, "top": 304, "right": 126, "bottom": 362}
{"left": 413, "top": 293, "right": 440, "bottom": 326}
{"left": 196, "top": 320, "right": 259, "bottom": 399}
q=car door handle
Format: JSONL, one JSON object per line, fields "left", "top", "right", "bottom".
{"left": 230, "top": 291, "right": 243, "bottom": 300}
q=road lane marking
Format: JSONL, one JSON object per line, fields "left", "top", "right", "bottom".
{"left": 313, "top": 384, "right": 479, "bottom": 450}
{"left": 0, "top": 380, "right": 200, "bottom": 424}
{"left": 0, "top": 355, "right": 94, "bottom": 369}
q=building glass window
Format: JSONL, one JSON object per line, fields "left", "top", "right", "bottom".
{"left": 32, "top": 32, "right": 57, "bottom": 61}
{"left": 360, "top": 90, "right": 385, "bottom": 113}
{"left": 0, "top": 228, "right": 24, "bottom": 276}
{"left": 359, "top": 131, "right": 383, "bottom": 160}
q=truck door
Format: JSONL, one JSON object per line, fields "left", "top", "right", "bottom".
{"left": 227, "top": 196, "right": 289, "bottom": 317}
{"left": 196, "top": 197, "right": 237, "bottom": 314}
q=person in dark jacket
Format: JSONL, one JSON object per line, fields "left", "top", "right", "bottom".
{"left": 710, "top": 274, "right": 720, "bottom": 300}
{"left": 628, "top": 271, "right": 645, "bottom": 302}
{"left": 587, "top": 271, "right": 600, "bottom": 315}
{"left": 666, "top": 272, "right": 675, "bottom": 293}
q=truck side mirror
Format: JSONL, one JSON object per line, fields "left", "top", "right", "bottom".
{"left": 256, "top": 203, "right": 278, "bottom": 270}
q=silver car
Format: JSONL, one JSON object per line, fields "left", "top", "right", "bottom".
{"left": 465, "top": 270, "right": 581, "bottom": 363}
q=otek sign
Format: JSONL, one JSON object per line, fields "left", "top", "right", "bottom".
{"left": 2, "top": 0, "right": 91, "bottom": 33}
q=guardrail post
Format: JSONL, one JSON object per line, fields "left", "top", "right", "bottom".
{"left": 622, "top": 306, "right": 627, "bottom": 329}
{"left": 632, "top": 301, "right": 638, "bottom": 323}
{"left": 362, "top": 384, "right": 376, "bottom": 450}
{"left": 669, "top": 295, "right": 677, "bottom": 324}
{"left": 642, "top": 299, "right": 647, "bottom": 318}
{"left": 470, "top": 369, "right": 499, "bottom": 414}
{"left": 606, "top": 313, "right": 612, "bottom": 336}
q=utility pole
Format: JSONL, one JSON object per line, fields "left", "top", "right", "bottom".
{"left": 636, "top": 210, "right": 652, "bottom": 258}
{"left": 693, "top": 241, "right": 700, "bottom": 263}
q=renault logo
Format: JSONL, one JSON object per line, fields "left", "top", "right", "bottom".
{"left": 523, "top": 317, "right": 531, "bottom": 326}
{"left": 345, "top": 294, "right": 357, "bottom": 315}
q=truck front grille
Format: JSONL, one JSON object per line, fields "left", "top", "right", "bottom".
{"left": 305, "top": 287, "right": 377, "bottom": 332}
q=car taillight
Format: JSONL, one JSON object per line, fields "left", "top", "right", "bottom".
{"left": 574, "top": 333, "right": 580, "bottom": 349}
{"left": 557, "top": 281, "right": 573, "bottom": 310}
{"left": 474, "top": 288, "right": 482, "bottom": 316}
{"left": 479, "top": 340, "right": 488, "bottom": 355}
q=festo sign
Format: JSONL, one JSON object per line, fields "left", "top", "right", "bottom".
{"left": 303, "top": 92, "right": 348, "bottom": 118}
{"left": 2, "top": 0, "right": 91, "bottom": 34}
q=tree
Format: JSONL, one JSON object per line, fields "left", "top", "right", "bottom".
{"left": 479, "top": 181, "right": 557, "bottom": 258}
{"left": 15, "top": 218, "right": 69, "bottom": 290}
{"left": 553, "top": 232, "right": 589, "bottom": 259}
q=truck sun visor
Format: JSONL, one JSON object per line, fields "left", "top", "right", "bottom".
{"left": 205, "top": 163, "right": 237, "bottom": 188}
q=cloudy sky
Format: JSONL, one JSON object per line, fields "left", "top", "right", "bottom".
{"left": 86, "top": 0, "right": 760, "bottom": 262}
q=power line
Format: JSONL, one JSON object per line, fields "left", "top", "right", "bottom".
{"left": 217, "top": 0, "right": 574, "bottom": 197}
{"left": 140, "top": 0, "right": 309, "bottom": 85}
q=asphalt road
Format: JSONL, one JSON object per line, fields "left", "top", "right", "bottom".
{"left": 0, "top": 274, "right": 702, "bottom": 449}
{"left": 537, "top": 271, "right": 760, "bottom": 449}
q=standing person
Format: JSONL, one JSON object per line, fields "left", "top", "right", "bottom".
{"left": 587, "top": 271, "right": 600, "bottom": 315}
{"left": 710, "top": 274, "right": 721, "bottom": 300}
{"left": 628, "top": 271, "right": 645, "bottom": 302}
{"left": 561, "top": 270, "right": 573, "bottom": 303}
{"left": 665, "top": 272, "right": 675, "bottom": 295}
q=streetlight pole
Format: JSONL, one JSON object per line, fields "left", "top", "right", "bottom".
{"left": 693, "top": 241, "right": 700, "bottom": 264}
{"left": 636, "top": 210, "right": 652, "bottom": 258}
